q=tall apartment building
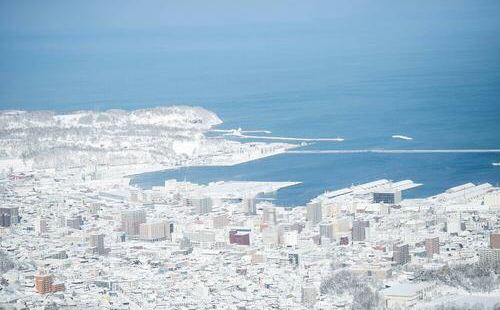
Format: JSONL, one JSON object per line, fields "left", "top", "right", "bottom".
{"left": 306, "top": 202, "right": 322, "bottom": 225}
{"left": 319, "top": 221, "right": 335, "bottom": 241}
{"left": 243, "top": 197, "right": 257, "bottom": 215}
{"left": 352, "top": 220, "right": 370, "bottom": 241}
{"left": 121, "top": 210, "right": 146, "bottom": 236}
{"left": 89, "top": 233, "right": 110, "bottom": 255}
{"left": 262, "top": 206, "right": 277, "bottom": 225}
{"left": 425, "top": 237, "right": 440, "bottom": 258}
{"left": 35, "top": 270, "right": 65, "bottom": 294}
{"left": 393, "top": 243, "right": 410, "bottom": 265}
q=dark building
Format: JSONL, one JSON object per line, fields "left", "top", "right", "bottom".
{"left": 229, "top": 229, "right": 250, "bottom": 246}
{"left": 0, "top": 207, "right": 19, "bottom": 227}
{"left": 393, "top": 243, "right": 410, "bottom": 265}
{"left": 66, "top": 215, "right": 84, "bottom": 230}
{"left": 373, "top": 191, "right": 401, "bottom": 204}
{"left": 340, "top": 236, "right": 350, "bottom": 245}
{"left": 288, "top": 253, "right": 299, "bottom": 266}
{"left": 352, "top": 220, "right": 370, "bottom": 241}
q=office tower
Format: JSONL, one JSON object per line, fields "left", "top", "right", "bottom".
{"left": 262, "top": 206, "right": 277, "bottom": 225}
{"left": 229, "top": 229, "right": 250, "bottom": 245}
{"left": 139, "top": 221, "right": 170, "bottom": 241}
{"left": 306, "top": 202, "right": 322, "bottom": 225}
{"left": 373, "top": 190, "right": 401, "bottom": 204}
{"left": 89, "top": 233, "right": 110, "bottom": 255}
{"left": 425, "top": 237, "right": 440, "bottom": 258}
{"left": 0, "top": 207, "right": 19, "bottom": 227}
{"left": 352, "top": 220, "right": 370, "bottom": 241}
{"left": 393, "top": 243, "right": 410, "bottom": 265}
{"left": 243, "top": 197, "right": 257, "bottom": 215}
{"left": 35, "top": 217, "right": 48, "bottom": 235}
{"left": 490, "top": 232, "right": 500, "bottom": 249}
{"left": 66, "top": 215, "right": 84, "bottom": 230}
{"left": 184, "top": 197, "right": 213, "bottom": 214}
{"left": 319, "top": 221, "right": 335, "bottom": 240}
{"left": 121, "top": 210, "right": 146, "bottom": 236}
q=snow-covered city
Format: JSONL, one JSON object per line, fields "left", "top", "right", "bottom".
{"left": 1, "top": 107, "right": 499, "bottom": 309}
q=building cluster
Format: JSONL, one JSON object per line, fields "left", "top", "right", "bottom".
{"left": 1, "top": 165, "right": 499, "bottom": 309}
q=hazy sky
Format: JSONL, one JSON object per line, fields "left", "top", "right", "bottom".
{"left": 2, "top": 1, "right": 500, "bottom": 36}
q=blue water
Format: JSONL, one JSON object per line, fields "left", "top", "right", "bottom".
{"left": 1, "top": 1, "right": 500, "bottom": 205}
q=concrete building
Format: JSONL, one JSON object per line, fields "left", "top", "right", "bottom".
{"left": 66, "top": 215, "right": 83, "bottom": 230}
{"left": 35, "top": 270, "right": 65, "bottom": 294}
{"left": 352, "top": 220, "right": 370, "bottom": 241}
{"left": 229, "top": 229, "right": 251, "bottom": 246}
{"left": 185, "top": 197, "right": 213, "bottom": 215}
{"left": 319, "top": 221, "right": 334, "bottom": 241}
{"left": 306, "top": 202, "right": 322, "bottom": 225}
{"left": 243, "top": 197, "right": 257, "bottom": 215}
{"left": 35, "top": 217, "right": 48, "bottom": 235}
{"left": 121, "top": 210, "right": 146, "bottom": 236}
{"left": 89, "top": 233, "right": 110, "bottom": 255}
{"left": 425, "top": 237, "right": 440, "bottom": 258}
{"left": 479, "top": 248, "right": 500, "bottom": 265}
{"left": 301, "top": 285, "right": 318, "bottom": 307}
{"left": 262, "top": 206, "right": 277, "bottom": 225}
{"left": 373, "top": 190, "right": 401, "bottom": 204}
{"left": 490, "top": 232, "right": 500, "bottom": 249}
{"left": 139, "top": 221, "right": 171, "bottom": 241}
{"left": 382, "top": 283, "right": 435, "bottom": 309}
{"left": 0, "top": 207, "right": 19, "bottom": 227}
{"left": 446, "top": 213, "right": 462, "bottom": 234}
{"left": 393, "top": 243, "right": 410, "bottom": 265}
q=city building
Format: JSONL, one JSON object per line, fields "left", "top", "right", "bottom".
{"left": 66, "top": 215, "right": 83, "bottom": 230}
{"left": 301, "top": 285, "right": 318, "bottom": 307}
{"left": 35, "top": 217, "right": 48, "bottom": 235}
{"left": 88, "top": 233, "right": 110, "bottom": 255}
{"left": 306, "top": 202, "right": 322, "bottom": 225}
{"left": 425, "top": 237, "right": 440, "bottom": 258}
{"left": 373, "top": 190, "right": 401, "bottom": 204}
{"left": 185, "top": 197, "right": 213, "bottom": 215}
{"left": 319, "top": 221, "right": 335, "bottom": 241}
{"left": 242, "top": 197, "right": 257, "bottom": 215}
{"left": 229, "top": 229, "right": 250, "bottom": 246}
{"left": 262, "top": 206, "right": 277, "bottom": 225}
{"left": 393, "top": 243, "right": 410, "bottom": 265}
{"left": 34, "top": 270, "right": 65, "bottom": 294}
{"left": 121, "top": 210, "right": 146, "bottom": 236}
{"left": 352, "top": 220, "right": 370, "bottom": 241}
{"left": 0, "top": 207, "right": 19, "bottom": 227}
{"left": 139, "top": 221, "right": 171, "bottom": 241}
{"left": 490, "top": 232, "right": 500, "bottom": 249}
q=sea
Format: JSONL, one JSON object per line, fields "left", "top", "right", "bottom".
{"left": 1, "top": 2, "right": 500, "bottom": 206}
